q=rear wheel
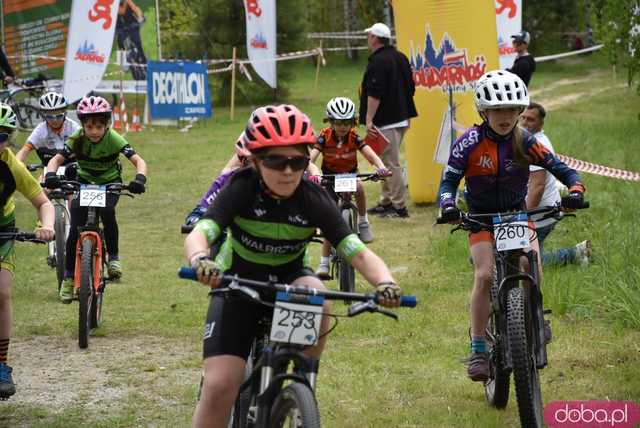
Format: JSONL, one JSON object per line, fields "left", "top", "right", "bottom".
{"left": 53, "top": 203, "right": 70, "bottom": 291}
{"left": 78, "top": 238, "right": 95, "bottom": 349}
{"left": 270, "top": 382, "right": 320, "bottom": 428}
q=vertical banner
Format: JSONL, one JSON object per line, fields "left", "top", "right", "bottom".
{"left": 63, "top": 0, "right": 119, "bottom": 103}
{"left": 244, "top": 0, "right": 277, "bottom": 88}
{"left": 393, "top": 0, "right": 499, "bottom": 203}
{"left": 495, "top": 0, "right": 522, "bottom": 69}
{"left": 2, "top": 0, "right": 72, "bottom": 78}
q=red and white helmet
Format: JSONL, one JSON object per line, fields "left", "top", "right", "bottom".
{"left": 235, "top": 132, "right": 251, "bottom": 158}
{"left": 76, "top": 95, "right": 112, "bottom": 120}
{"left": 244, "top": 105, "right": 316, "bottom": 152}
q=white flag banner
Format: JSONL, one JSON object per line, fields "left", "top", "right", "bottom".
{"left": 244, "top": 0, "right": 277, "bottom": 88}
{"left": 495, "top": 0, "right": 522, "bottom": 69}
{"left": 63, "top": 0, "right": 120, "bottom": 103}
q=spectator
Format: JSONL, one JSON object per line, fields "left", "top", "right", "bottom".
{"left": 0, "top": 47, "right": 15, "bottom": 85}
{"left": 507, "top": 31, "right": 536, "bottom": 87}
{"left": 522, "top": 102, "right": 591, "bottom": 267}
{"left": 116, "top": 0, "right": 147, "bottom": 80}
{"left": 360, "top": 22, "right": 417, "bottom": 218}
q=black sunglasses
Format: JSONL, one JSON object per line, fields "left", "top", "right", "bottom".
{"left": 0, "top": 132, "right": 12, "bottom": 143}
{"left": 44, "top": 113, "right": 65, "bottom": 120}
{"left": 259, "top": 155, "right": 309, "bottom": 171}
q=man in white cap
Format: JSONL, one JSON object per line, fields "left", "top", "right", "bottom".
{"left": 360, "top": 22, "right": 417, "bottom": 218}
{"left": 507, "top": 30, "right": 536, "bottom": 86}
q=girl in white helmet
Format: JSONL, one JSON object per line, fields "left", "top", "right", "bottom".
{"left": 437, "top": 70, "right": 586, "bottom": 382}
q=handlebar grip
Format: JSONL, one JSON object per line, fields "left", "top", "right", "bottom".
{"left": 373, "top": 294, "right": 417, "bottom": 307}
{"left": 179, "top": 267, "right": 197, "bottom": 280}
{"left": 181, "top": 225, "right": 194, "bottom": 234}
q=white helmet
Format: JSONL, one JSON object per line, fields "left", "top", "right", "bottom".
{"left": 326, "top": 97, "right": 356, "bottom": 120}
{"left": 474, "top": 70, "right": 529, "bottom": 111}
{"left": 39, "top": 91, "right": 67, "bottom": 111}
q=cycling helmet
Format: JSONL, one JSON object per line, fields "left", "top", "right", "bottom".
{"left": 326, "top": 97, "right": 356, "bottom": 121}
{"left": 39, "top": 91, "right": 67, "bottom": 111}
{"left": 235, "top": 132, "right": 251, "bottom": 158}
{"left": 76, "top": 95, "right": 112, "bottom": 120}
{"left": 474, "top": 70, "right": 529, "bottom": 111}
{"left": 0, "top": 103, "right": 17, "bottom": 129}
{"left": 244, "top": 105, "right": 316, "bottom": 152}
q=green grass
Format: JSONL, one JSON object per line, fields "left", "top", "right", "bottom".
{"left": 3, "top": 50, "right": 640, "bottom": 427}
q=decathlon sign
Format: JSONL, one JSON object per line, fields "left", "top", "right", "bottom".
{"left": 147, "top": 61, "right": 212, "bottom": 119}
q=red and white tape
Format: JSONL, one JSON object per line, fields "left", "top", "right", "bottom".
{"left": 557, "top": 154, "right": 640, "bottom": 182}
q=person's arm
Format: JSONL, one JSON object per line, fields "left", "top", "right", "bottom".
{"left": 0, "top": 48, "right": 15, "bottom": 83}
{"left": 306, "top": 161, "right": 321, "bottom": 176}
{"left": 360, "top": 145, "right": 385, "bottom": 169}
{"left": 309, "top": 147, "right": 321, "bottom": 164}
{"left": 128, "top": 153, "right": 147, "bottom": 175}
{"left": 365, "top": 96, "right": 381, "bottom": 137}
{"left": 526, "top": 170, "right": 546, "bottom": 209}
{"left": 30, "top": 192, "right": 55, "bottom": 241}
{"left": 350, "top": 246, "right": 394, "bottom": 285}
{"left": 45, "top": 153, "right": 66, "bottom": 172}
{"left": 15, "top": 143, "right": 34, "bottom": 163}
{"left": 126, "top": 0, "right": 144, "bottom": 21}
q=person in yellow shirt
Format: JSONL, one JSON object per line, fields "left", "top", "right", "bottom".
{"left": 0, "top": 103, "right": 54, "bottom": 399}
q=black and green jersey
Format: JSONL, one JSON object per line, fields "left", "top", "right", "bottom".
{"left": 195, "top": 167, "right": 365, "bottom": 277}
{"left": 62, "top": 128, "right": 137, "bottom": 184}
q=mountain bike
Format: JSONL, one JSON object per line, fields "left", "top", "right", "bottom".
{"left": 438, "top": 203, "right": 588, "bottom": 428}
{"left": 0, "top": 76, "right": 49, "bottom": 131}
{"left": 55, "top": 180, "right": 134, "bottom": 349}
{"left": 320, "top": 173, "right": 384, "bottom": 296}
{"left": 179, "top": 268, "right": 417, "bottom": 428}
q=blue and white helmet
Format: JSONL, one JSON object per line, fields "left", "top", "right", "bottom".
{"left": 326, "top": 97, "right": 356, "bottom": 120}
{"left": 474, "top": 70, "right": 529, "bottom": 111}
{"left": 39, "top": 91, "right": 67, "bottom": 111}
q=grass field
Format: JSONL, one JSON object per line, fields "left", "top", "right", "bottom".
{"left": 2, "top": 51, "right": 639, "bottom": 427}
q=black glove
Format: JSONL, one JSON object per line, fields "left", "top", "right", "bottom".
{"left": 561, "top": 192, "right": 584, "bottom": 209}
{"left": 440, "top": 205, "right": 461, "bottom": 223}
{"left": 44, "top": 172, "right": 60, "bottom": 189}
{"left": 128, "top": 173, "right": 146, "bottom": 194}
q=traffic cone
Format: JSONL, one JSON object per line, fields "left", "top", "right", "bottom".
{"left": 130, "top": 106, "right": 142, "bottom": 132}
{"left": 112, "top": 102, "right": 122, "bottom": 130}
{"left": 119, "top": 96, "right": 129, "bottom": 133}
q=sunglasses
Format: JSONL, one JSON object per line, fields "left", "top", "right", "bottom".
{"left": 0, "top": 132, "right": 13, "bottom": 143}
{"left": 259, "top": 155, "right": 309, "bottom": 171}
{"left": 44, "top": 113, "right": 65, "bottom": 121}
{"left": 331, "top": 119, "right": 355, "bottom": 126}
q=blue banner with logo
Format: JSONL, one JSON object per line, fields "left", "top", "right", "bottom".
{"left": 147, "top": 61, "right": 212, "bottom": 119}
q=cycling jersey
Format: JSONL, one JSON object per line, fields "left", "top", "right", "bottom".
{"left": 26, "top": 119, "right": 80, "bottom": 165}
{"left": 62, "top": 128, "right": 137, "bottom": 184}
{"left": 439, "top": 123, "right": 583, "bottom": 213}
{"left": 197, "top": 169, "right": 236, "bottom": 211}
{"left": 195, "top": 167, "right": 365, "bottom": 277}
{"left": 0, "top": 148, "right": 42, "bottom": 226}
{"left": 315, "top": 127, "right": 366, "bottom": 174}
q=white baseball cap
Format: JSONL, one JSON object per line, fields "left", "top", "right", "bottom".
{"left": 364, "top": 23, "right": 391, "bottom": 39}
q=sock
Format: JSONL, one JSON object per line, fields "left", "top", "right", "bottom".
{"left": 319, "top": 256, "right": 329, "bottom": 266}
{"left": 359, "top": 213, "right": 369, "bottom": 224}
{"left": 0, "top": 338, "right": 9, "bottom": 363}
{"left": 471, "top": 336, "right": 487, "bottom": 353}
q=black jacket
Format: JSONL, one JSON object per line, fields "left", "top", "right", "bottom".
{"left": 0, "top": 48, "right": 14, "bottom": 79}
{"left": 507, "top": 54, "right": 536, "bottom": 87}
{"left": 359, "top": 45, "right": 417, "bottom": 127}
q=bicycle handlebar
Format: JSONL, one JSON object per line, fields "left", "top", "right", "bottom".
{"left": 0, "top": 230, "right": 45, "bottom": 243}
{"left": 27, "top": 163, "right": 44, "bottom": 172}
{"left": 320, "top": 172, "right": 387, "bottom": 185}
{"left": 178, "top": 267, "right": 418, "bottom": 308}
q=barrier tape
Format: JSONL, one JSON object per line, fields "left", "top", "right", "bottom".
{"left": 536, "top": 44, "right": 604, "bottom": 63}
{"left": 323, "top": 45, "right": 369, "bottom": 52}
{"left": 556, "top": 154, "right": 640, "bottom": 182}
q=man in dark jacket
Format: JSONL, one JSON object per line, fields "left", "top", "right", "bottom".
{"left": 507, "top": 31, "right": 536, "bottom": 87}
{"left": 0, "top": 48, "right": 15, "bottom": 85}
{"left": 360, "top": 23, "right": 417, "bottom": 218}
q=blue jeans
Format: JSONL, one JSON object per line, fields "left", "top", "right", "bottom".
{"left": 536, "top": 223, "right": 576, "bottom": 266}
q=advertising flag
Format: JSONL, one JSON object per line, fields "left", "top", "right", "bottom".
{"left": 393, "top": 0, "right": 499, "bottom": 203}
{"left": 243, "top": 0, "right": 277, "bottom": 88}
{"left": 495, "top": 0, "right": 522, "bottom": 69}
{"left": 63, "top": 0, "right": 119, "bottom": 102}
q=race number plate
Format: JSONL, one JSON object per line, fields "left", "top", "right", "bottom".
{"left": 79, "top": 185, "right": 106, "bottom": 207}
{"left": 493, "top": 213, "right": 530, "bottom": 252}
{"left": 334, "top": 173, "right": 357, "bottom": 193}
{"left": 270, "top": 292, "right": 325, "bottom": 346}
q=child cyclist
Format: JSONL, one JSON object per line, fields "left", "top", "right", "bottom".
{"left": 438, "top": 70, "right": 586, "bottom": 382}
{"left": 185, "top": 104, "right": 402, "bottom": 428}
{"left": 15, "top": 91, "right": 80, "bottom": 180}
{"left": 310, "top": 97, "right": 390, "bottom": 278}
{"left": 45, "top": 96, "right": 147, "bottom": 303}
{"left": 0, "top": 103, "right": 55, "bottom": 399}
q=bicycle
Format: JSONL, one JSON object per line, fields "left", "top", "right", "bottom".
{"left": 27, "top": 164, "right": 72, "bottom": 291}
{"left": 0, "top": 76, "right": 49, "bottom": 131}
{"left": 178, "top": 268, "right": 417, "bottom": 428}
{"left": 53, "top": 180, "right": 134, "bottom": 349}
{"left": 437, "top": 203, "right": 588, "bottom": 428}
{"left": 319, "top": 173, "right": 384, "bottom": 296}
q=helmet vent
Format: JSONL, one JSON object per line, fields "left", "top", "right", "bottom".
{"left": 257, "top": 125, "right": 271, "bottom": 140}
{"left": 288, "top": 115, "right": 296, "bottom": 136}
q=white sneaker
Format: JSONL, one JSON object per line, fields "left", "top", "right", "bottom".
{"left": 315, "top": 263, "right": 331, "bottom": 280}
{"left": 575, "top": 240, "right": 592, "bottom": 267}
{"left": 358, "top": 221, "right": 374, "bottom": 243}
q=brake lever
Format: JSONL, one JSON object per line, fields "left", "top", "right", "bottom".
{"left": 228, "top": 282, "right": 260, "bottom": 301}
{"left": 347, "top": 300, "right": 376, "bottom": 317}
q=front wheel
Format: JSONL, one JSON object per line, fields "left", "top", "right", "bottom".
{"left": 269, "top": 382, "right": 320, "bottom": 428}
{"left": 337, "top": 208, "right": 356, "bottom": 299}
{"left": 78, "top": 238, "right": 96, "bottom": 349}
{"left": 485, "top": 266, "right": 510, "bottom": 408}
{"left": 53, "top": 203, "right": 70, "bottom": 291}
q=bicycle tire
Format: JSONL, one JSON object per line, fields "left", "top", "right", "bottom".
{"left": 90, "top": 285, "right": 103, "bottom": 329}
{"left": 15, "top": 103, "right": 42, "bottom": 131}
{"left": 269, "top": 382, "right": 320, "bottom": 428}
{"left": 507, "top": 286, "right": 543, "bottom": 428}
{"left": 53, "top": 203, "right": 69, "bottom": 291}
{"left": 337, "top": 208, "right": 356, "bottom": 298}
{"left": 79, "top": 238, "right": 95, "bottom": 349}
{"left": 485, "top": 265, "right": 510, "bottom": 409}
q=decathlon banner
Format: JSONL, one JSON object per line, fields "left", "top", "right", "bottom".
{"left": 244, "top": 0, "right": 277, "bottom": 88}
{"left": 62, "top": 0, "right": 119, "bottom": 103}
{"left": 495, "top": 0, "right": 522, "bottom": 69}
{"left": 147, "top": 61, "right": 212, "bottom": 119}
{"left": 393, "top": 0, "right": 499, "bottom": 203}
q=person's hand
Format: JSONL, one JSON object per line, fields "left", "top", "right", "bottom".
{"left": 308, "top": 175, "right": 322, "bottom": 185}
{"left": 365, "top": 121, "right": 378, "bottom": 139}
{"left": 440, "top": 205, "right": 461, "bottom": 224}
{"left": 44, "top": 172, "right": 60, "bottom": 189}
{"left": 376, "top": 281, "right": 402, "bottom": 307}
{"left": 35, "top": 226, "right": 54, "bottom": 242}
{"left": 375, "top": 167, "right": 392, "bottom": 178}
{"left": 190, "top": 255, "right": 220, "bottom": 288}
{"left": 127, "top": 173, "right": 146, "bottom": 194}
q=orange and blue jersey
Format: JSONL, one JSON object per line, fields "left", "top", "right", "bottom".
{"left": 314, "top": 127, "right": 366, "bottom": 174}
{"left": 438, "top": 123, "right": 583, "bottom": 213}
